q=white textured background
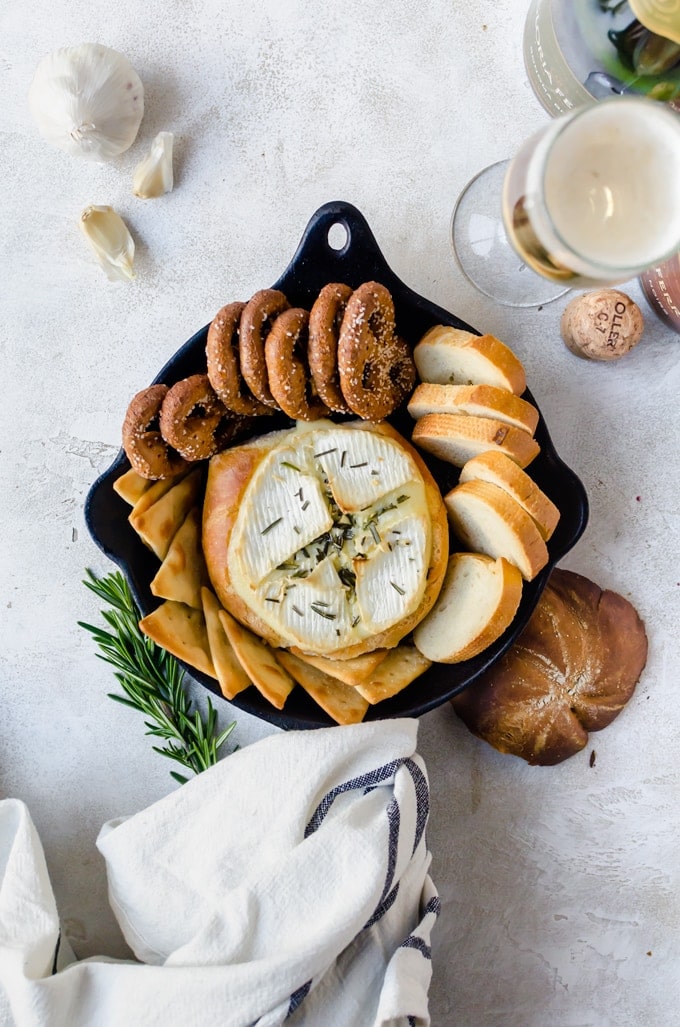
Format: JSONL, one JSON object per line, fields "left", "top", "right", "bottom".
{"left": 1, "top": 0, "right": 679, "bottom": 1024}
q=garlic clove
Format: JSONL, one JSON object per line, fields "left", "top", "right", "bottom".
{"left": 132, "top": 132, "right": 174, "bottom": 199}
{"left": 79, "top": 205, "right": 135, "bottom": 282}
{"left": 29, "top": 44, "right": 144, "bottom": 162}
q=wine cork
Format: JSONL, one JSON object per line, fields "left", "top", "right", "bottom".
{"left": 560, "top": 290, "right": 644, "bottom": 361}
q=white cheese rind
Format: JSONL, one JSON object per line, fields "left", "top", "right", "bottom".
{"left": 227, "top": 423, "right": 433, "bottom": 654}
{"left": 234, "top": 449, "right": 333, "bottom": 583}
{"left": 354, "top": 515, "right": 428, "bottom": 633}
{"left": 314, "top": 428, "right": 414, "bottom": 511}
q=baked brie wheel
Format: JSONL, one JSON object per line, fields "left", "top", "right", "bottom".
{"left": 202, "top": 419, "right": 449, "bottom": 658}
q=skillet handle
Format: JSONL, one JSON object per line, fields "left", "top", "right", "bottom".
{"left": 274, "top": 200, "right": 391, "bottom": 295}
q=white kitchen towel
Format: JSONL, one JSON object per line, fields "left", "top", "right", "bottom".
{"left": 0, "top": 718, "right": 439, "bottom": 1027}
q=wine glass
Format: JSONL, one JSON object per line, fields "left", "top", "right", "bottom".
{"left": 451, "top": 96, "right": 680, "bottom": 308}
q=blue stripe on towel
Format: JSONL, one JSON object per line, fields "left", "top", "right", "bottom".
{"left": 304, "top": 759, "right": 406, "bottom": 837}
{"left": 364, "top": 796, "right": 401, "bottom": 928}
{"left": 286, "top": 979, "right": 312, "bottom": 1018}
{"left": 404, "top": 758, "right": 429, "bottom": 854}
{"left": 306, "top": 758, "right": 434, "bottom": 935}
{"left": 423, "top": 895, "right": 441, "bottom": 918}
{"left": 382, "top": 798, "right": 400, "bottom": 900}
{"left": 400, "top": 935, "right": 432, "bottom": 960}
{"left": 51, "top": 932, "right": 61, "bottom": 975}
{"left": 364, "top": 883, "right": 400, "bottom": 929}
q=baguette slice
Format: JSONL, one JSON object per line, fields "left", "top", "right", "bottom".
{"left": 414, "top": 553, "right": 523, "bottom": 663}
{"left": 412, "top": 413, "right": 540, "bottom": 469}
{"left": 459, "top": 451, "right": 560, "bottom": 541}
{"left": 444, "top": 479, "right": 549, "bottom": 581}
{"left": 407, "top": 382, "right": 539, "bottom": 435}
{"left": 414, "top": 326, "right": 527, "bottom": 395}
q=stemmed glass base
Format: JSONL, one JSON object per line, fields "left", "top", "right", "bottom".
{"left": 451, "top": 160, "right": 570, "bottom": 308}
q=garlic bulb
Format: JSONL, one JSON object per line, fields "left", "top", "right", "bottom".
{"left": 132, "top": 132, "right": 174, "bottom": 198}
{"left": 79, "top": 205, "right": 135, "bottom": 281}
{"left": 29, "top": 44, "right": 144, "bottom": 162}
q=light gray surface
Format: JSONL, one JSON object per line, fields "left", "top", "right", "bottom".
{"left": 1, "top": 1, "right": 678, "bottom": 1024}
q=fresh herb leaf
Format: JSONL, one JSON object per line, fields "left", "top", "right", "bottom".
{"left": 80, "top": 570, "right": 236, "bottom": 782}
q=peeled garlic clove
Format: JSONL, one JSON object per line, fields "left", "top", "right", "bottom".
{"left": 132, "top": 132, "right": 174, "bottom": 199}
{"left": 28, "top": 44, "right": 144, "bottom": 162}
{"left": 79, "top": 205, "right": 135, "bottom": 282}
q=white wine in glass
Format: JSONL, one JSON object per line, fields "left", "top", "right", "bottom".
{"left": 451, "top": 96, "right": 680, "bottom": 307}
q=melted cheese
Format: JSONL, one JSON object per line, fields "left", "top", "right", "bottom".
{"left": 228, "top": 422, "right": 433, "bottom": 654}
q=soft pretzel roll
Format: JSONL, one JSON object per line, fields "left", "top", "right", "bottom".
{"left": 202, "top": 419, "right": 448, "bottom": 659}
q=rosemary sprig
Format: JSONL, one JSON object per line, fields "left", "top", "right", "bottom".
{"left": 79, "top": 570, "right": 236, "bottom": 785}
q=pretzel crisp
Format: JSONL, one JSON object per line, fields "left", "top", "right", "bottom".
{"left": 160, "top": 374, "right": 254, "bottom": 461}
{"left": 239, "top": 289, "right": 290, "bottom": 408}
{"left": 265, "top": 307, "right": 330, "bottom": 421}
{"left": 206, "top": 301, "right": 273, "bottom": 416}
{"left": 338, "top": 281, "right": 415, "bottom": 420}
{"left": 122, "top": 384, "right": 189, "bottom": 480}
{"left": 308, "top": 282, "right": 353, "bottom": 413}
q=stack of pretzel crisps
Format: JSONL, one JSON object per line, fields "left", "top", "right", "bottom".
{"left": 122, "top": 281, "right": 415, "bottom": 481}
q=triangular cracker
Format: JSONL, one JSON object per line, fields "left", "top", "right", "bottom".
{"left": 219, "top": 608, "right": 294, "bottom": 710}
{"left": 353, "top": 645, "right": 431, "bottom": 704}
{"left": 128, "top": 469, "right": 189, "bottom": 518}
{"left": 113, "top": 467, "right": 155, "bottom": 506}
{"left": 129, "top": 468, "right": 203, "bottom": 560}
{"left": 150, "top": 507, "right": 210, "bottom": 609}
{"left": 139, "top": 600, "right": 216, "bottom": 679}
{"left": 291, "top": 648, "right": 388, "bottom": 686}
{"left": 201, "top": 589, "right": 251, "bottom": 700}
{"left": 277, "top": 651, "right": 369, "bottom": 725}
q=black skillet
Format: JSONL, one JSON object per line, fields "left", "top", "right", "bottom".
{"left": 85, "top": 200, "right": 589, "bottom": 729}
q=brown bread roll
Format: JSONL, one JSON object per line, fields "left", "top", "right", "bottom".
{"left": 450, "top": 568, "right": 648, "bottom": 765}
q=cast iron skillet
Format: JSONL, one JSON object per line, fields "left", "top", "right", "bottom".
{"left": 85, "top": 200, "right": 589, "bottom": 729}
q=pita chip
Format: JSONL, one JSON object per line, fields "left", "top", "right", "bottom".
{"left": 277, "top": 650, "right": 369, "bottom": 725}
{"left": 354, "top": 645, "right": 431, "bottom": 704}
{"left": 129, "top": 468, "right": 202, "bottom": 560}
{"left": 139, "top": 600, "right": 216, "bottom": 679}
{"left": 150, "top": 507, "right": 210, "bottom": 609}
{"left": 201, "top": 588, "right": 251, "bottom": 700}
{"left": 219, "top": 608, "right": 294, "bottom": 710}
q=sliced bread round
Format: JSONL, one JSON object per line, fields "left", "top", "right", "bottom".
{"left": 412, "top": 413, "right": 540, "bottom": 469}
{"left": 413, "top": 326, "right": 527, "bottom": 395}
{"left": 407, "top": 382, "right": 539, "bottom": 435}
{"left": 413, "top": 552, "right": 523, "bottom": 663}
{"left": 444, "top": 479, "right": 549, "bottom": 581}
{"left": 459, "top": 451, "right": 560, "bottom": 540}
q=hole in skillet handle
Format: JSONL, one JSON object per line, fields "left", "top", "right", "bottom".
{"left": 84, "top": 199, "right": 589, "bottom": 731}
{"left": 327, "top": 220, "right": 349, "bottom": 253}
